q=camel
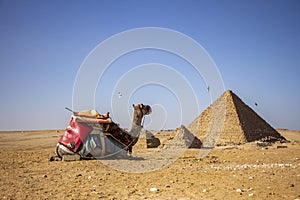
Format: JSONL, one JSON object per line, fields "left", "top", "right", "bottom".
{"left": 51, "top": 104, "right": 151, "bottom": 161}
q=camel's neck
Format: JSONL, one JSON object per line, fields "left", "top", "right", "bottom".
{"left": 128, "top": 111, "right": 143, "bottom": 138}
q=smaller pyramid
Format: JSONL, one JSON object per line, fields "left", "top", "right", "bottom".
{"left": 188, "top": 90, "right": 285, "bottom": 146}
{"left": 163, "top": 125, "right": 202, "bottom": 149}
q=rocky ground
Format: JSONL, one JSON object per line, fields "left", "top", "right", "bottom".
{"left": 0, "top": 129, "right": 299, "bottom": 200}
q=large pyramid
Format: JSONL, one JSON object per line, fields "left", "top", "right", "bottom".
{"left": 188, "top": 90, "right": 285, "bottom": 146}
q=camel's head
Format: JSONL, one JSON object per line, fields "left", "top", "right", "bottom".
{"left": 133, "top": 104, "right": 152, "bottom": 117}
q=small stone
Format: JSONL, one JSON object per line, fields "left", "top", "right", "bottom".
{"left": 88, "top": 176, "right": 92, "bottom": 180}
{"left": 249, "top": 176, "right": 253, "bottom": 180}
{"left": 236, "top": 188, "right": 243, "bottom": 193}
{"left": 129, "top": 189, "right": 136, "bottom": 194}
{"left": 248, "top": 193, "right": 254, "bottom": 197}
{"left": 43, "top": 174, "right": 47, "bottom": 178}
{"left": 269, "top": 192, "right": 275, "bottom": 195}
{"left": 290, "top": 183, "right": 295, "bottom": 187}
{"left": 202, "top": 189, "right": 207, "bottom": 193}
{"left": 149, "top": 187, "right": 158, "bottom": 192}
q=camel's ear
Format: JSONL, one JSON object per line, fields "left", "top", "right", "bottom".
{"left": 133, "top": 104, "right": 135, "bottom": 108}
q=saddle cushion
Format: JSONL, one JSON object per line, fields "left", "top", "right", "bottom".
{"left": 58, "top": 117, "right": 92, "bottom": 153}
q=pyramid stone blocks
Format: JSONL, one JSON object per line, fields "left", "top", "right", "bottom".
{"left": 187, "top": 90, "right": 285, "bottom": 146}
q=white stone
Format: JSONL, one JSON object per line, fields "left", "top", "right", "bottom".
{"left": 236, "top": 188, "right": 243, "bottom": 193}
{"left": 150, "top": 187, "right": 158, "bottom": 192}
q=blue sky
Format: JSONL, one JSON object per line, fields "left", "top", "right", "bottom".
{"left": 0, "top": 0, "right": 299, "bottom": 130}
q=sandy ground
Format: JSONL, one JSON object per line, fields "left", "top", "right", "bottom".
{"left": 0, "top": 129, "right": 299, "bottom": 200}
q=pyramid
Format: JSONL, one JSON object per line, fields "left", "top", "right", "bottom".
{"left": 163, "top": 125, "right": 202, "bottom": 149}
{"left": 188, "top": 90, "right": 285, "bottom": 146}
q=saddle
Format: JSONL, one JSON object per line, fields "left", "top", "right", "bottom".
{"left": 73, "top": 110, "right": 109, "bottom": 118}
{"left": 58, "top": 110, "right": 113, "bottom": 153}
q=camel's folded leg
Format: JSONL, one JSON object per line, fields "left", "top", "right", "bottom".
{"left": 62, "top": 154, "right": 81, "bottom": 161}
{"left": 128, "top": 146, "right": 133, "bottom": 156}
{"left": 56, "top": 143, "right": 81, "bottom": 161}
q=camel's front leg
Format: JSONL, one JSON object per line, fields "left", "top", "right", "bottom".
{"left": 128, "top": 146, "right": 133, "bottom": 157}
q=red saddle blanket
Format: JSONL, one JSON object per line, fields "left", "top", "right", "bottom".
{"left": 58, "top": 117, "right": 92, "bottom": 153}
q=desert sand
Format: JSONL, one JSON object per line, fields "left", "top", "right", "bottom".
{"left": 0, "top": 129, "right": 299, "bottom": 200}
